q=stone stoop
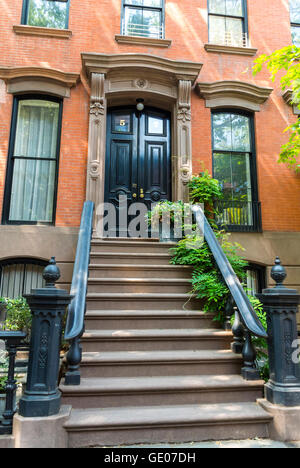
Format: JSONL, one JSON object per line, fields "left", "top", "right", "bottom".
{"left": 60, "top": 237, "right": 272, "bottom": 448}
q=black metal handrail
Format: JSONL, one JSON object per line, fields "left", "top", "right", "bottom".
{"left": 192, "top": 204, "right": 267, "bottom": 339}
{"left": 0, "top": 331, "right": 26, "bottom": 434}
{"left": 64, "top": 201, "right": 94, "bottom": 385}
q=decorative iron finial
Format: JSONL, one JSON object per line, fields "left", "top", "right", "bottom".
{"left": 271, "top": 257, "right": 287, "bottom": 288}
{"left": 43, "top": 257, "right": 60, "bottom": 288}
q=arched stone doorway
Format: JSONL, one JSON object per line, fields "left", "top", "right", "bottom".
{"left": 81, "top": 53, "right": 202, "bottom": 235}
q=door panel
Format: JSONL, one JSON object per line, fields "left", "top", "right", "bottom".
{"left": 105, "top": 107, "right": 171, "bottom": 236}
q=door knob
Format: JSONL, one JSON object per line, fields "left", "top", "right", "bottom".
{"left": 132, "top": 193, "right": 137, "bottom": 198}
{"left": 140, "top": 188, "right": 144, "bottom": 199}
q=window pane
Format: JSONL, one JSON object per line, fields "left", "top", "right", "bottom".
{"left": 112, "top": 113, "right": 131, "bottom": 133}
{"left": 142, "top": 9, "right": 161, "bottom": 38}
{"left": 124, "top": 7, "right": 144, "bottom": 36}
{"left": 231, "top": 114, "right": 251, "bottom": 152}
{"left": 209, "top": 0, "right": 226, "bottom": 15}
{"left": 213, "top": 113, "right": 251, "bottom": 152}
{"left": 126, "top": 0, "right": 162, "bottom": 7}
{"left": 290, "top": 0, "right": 300, "bottom": 23}
{"left": 9, "top": 159, "right": 56, "bottom": 222}
{"left": 212, "top": 113, "right": 232, "bottom": 151}
{"left": 226, "top": 0, "right": 243, "bottom": 17}
{"left": 292, "top": 26, "right": 300, "bottom": 46}
{"left": 225, "top": 17, "right": 243, "bottom": 44}
{"left": 246, "top": 269, "right": 259, "bottom": 296}
{"left": 27, "top": 0, "right": 68, "bottom": 29}
{"left": 214, "top": 152, "right": 252, "bottom": 201}
{"left": 209, "top": 15, "right": 226, "bottom": 44}
{"left": 231, "top": 152, "right": 252, "bottom": 201}
{"left": 214, "top": 152, "right": 233, "bottom": 199}
{"left": 14, "top": 100, "right": 59, "bottom": 159}
{"left": 148, "top": 115, "right": 164, "bottom": 134}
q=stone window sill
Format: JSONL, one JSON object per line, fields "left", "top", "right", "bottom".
{"left": 204, "top": 43, "right": 257, "bottom": 56}
{"left": 115, "top": 34, "right": 172, "bottom": 48}
{"left": 13, "top": 25, "right": 72, "bottom": 39}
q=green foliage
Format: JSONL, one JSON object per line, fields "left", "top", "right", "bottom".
{"left": 0, "top": 351, "right": 8, "bottom": 393}
{"left": 253, "top": 45, "right": 300, "bottom": 172}
{"left": 188, "top": 171, "right": 223, "bottom": 205}
{"left": 170, "top": 231, "right": 248, "bottom": 319}
{"left": 147, "top": 200, "right": 189, "bottom": 225}
{"left": 0, "top": 297, "right": 32, "bottom": 337}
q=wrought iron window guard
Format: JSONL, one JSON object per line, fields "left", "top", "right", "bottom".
{"left": 214, "top": 200, "right": 262, "bottom": 232}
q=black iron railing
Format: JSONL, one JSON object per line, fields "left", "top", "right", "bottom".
{"left": 214, "top": 200, "right": 262, "bottom": 232}
{"left": 0, "top": 331, "right": 26, "bottom": 434}
{"left": 192, "top": 205, "right": 267, "bottom": 380}
{"left": 64, "top": 201, "right": 94, "bottom": 385}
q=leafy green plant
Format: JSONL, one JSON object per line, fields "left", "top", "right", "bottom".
{"left": 0, "top": 297, "right": 32, "bottom": 338}
{"left": 188, "top": 171, "right": 223, "bottom": 205}
{"left": 253, "top": 46, "right": 300, "bottom": 172}
{"left": 147, "top": 200, "right": 189, "bottom": 224}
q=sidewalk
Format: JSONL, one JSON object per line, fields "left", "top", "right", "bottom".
{"left": 104, "top": 439, "right": 300, "bottom": 449}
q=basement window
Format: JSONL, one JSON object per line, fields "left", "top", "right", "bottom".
{"left": 0, "top": 259, "right": 47, "bottom": 299}
{"left": 21, "top": 0, "right": 70, "bottom": 29}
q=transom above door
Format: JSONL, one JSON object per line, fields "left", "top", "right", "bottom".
{"left": 105, "top": 106, "right": 171, "bottom": 236}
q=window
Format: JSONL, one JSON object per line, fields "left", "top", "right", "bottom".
{"left": 2, "top": 96, "right": 62, "bottom": 225}
{"left": 289, "top": 0, "right": 300, "bottom": 47}
{"left": 212, "top": 110, "right": 261, "bottom": 231}
{"left": 208, "top": 0, "right": 248, "bottom": 47}
{"left": 22, "top": 0, "right": 70, "bottom": 29}
{"left": 0, "top": 259, "right": 46, "bottom": 299}
{"left": 122, "top": 0, "right": 164, "bottom": 39}
{"left": 246, "top": 264, "right": 266, "bottom": 296}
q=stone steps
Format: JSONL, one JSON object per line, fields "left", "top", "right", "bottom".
{"left": 87, "top": 278, "right": 192, "bottom": 294}
{"left": 79, "top": 349, "right": 243, "bottom": 378}
{"left": 60, "top": 237, "right": 271, "bottom": 448}
{"left": 64, "top": 402, "right": 272, "bottom": 448}
{"left": 91, "top": 239, "right": 176, "bottom": 254}
{"left": 88, "top": 264, "right": 192, "bottom": 279}
{"left": 86, "top": 292, "right": 202, "bottom": 311}
{"left": 84, "top": 310, "right": 218, "bottom": 330}
{"left": 80, "top": 328, "right": 232, "bottom": 352}
{"left": 60, "top": 374, "right": 264, "bottom": 409}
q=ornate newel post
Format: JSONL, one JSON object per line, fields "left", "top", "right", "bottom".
{"left": 18, "top": 258, "right": 72, "bottom": 417}
{"left": 257, "top": 257, "right": 300, "bottom": 406}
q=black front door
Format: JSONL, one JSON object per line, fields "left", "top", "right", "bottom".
{"left": 105, "top": 107, "right": 171, "bottom": 236}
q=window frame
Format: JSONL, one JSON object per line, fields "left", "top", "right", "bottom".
{"left": 207, "top": 0, "right": 249, "bottom": 45}
{"left": 121, "top": 0, "right": 165, "bottom": 39}
{"left": 246, "top": 263, "right": 266, "bottom": 296}
{"left": 21, "top": 0, "right": 70, "bottom": 30}
{"left": 289, "top": 0, "right": 300, "bottom": 46}
{"left": 0, "top": 258, "right": 47, "bottom": 299}
{"left": 211, "top": 108, "right": 261, "bottom": 232}
{"left": 2, "top": 94, "right": 63, "bottom": 226}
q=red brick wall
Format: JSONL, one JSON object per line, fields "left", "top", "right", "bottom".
{"left": 0, "top": 0, "right": 299, "bottom": 230}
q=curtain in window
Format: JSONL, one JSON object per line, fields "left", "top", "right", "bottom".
{"left": 0, "top": 262, "right": 45, "bottom": 298}
{"left": 9, "top": 100, "right": 59, "bottom": 223}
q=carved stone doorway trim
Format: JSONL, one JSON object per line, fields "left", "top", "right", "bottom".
{"left": 81, "top": 53, "right": 202, "bottom": 229}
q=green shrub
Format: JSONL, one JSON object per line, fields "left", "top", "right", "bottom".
{"left": 188, "top": 171, "right": 223, "bottom": 205}
{"left": 0, "top": 297, "right": 32, "bottom": 339}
